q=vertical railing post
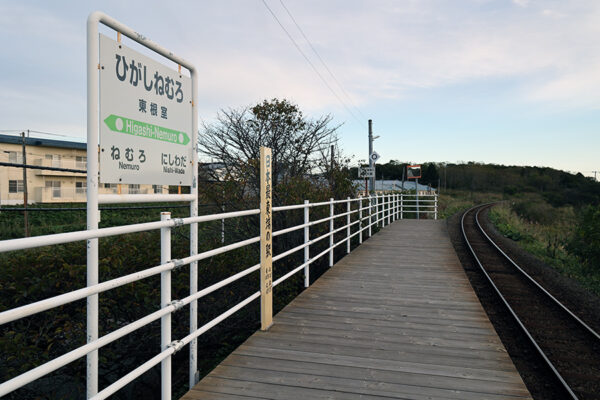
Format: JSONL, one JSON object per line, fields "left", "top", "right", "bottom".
{"left": 400, "top": 193, "right": 404, "bottom": 220}
{"left": 221, "top": 197, "right": 225, "bottom": 244}
{"left": 346, "top": 197, "right": 351, "bottom": 254}
{"left": 304, "top": 200, "right": 310, "bottom": 287}
{"left": 368, "top": 196, "right": 372, "bottom": 237}
{"left": 160, "top": 212, "right": 172, "bottom": 400}
{"left": 380, "top": 195, "right": 385, "bottom": 227}
{"left": 377, "top": 194, "right": 380, "bottom": 227}
{"left": 260, "top": 147, "right": 273, "bottom": 331}
{"left": 375, "top": 195, "right": 379, "bottom": 227}
{"left": 416, "top": 179, "right": 420, "bottom": 220}
{"left": 358, "top": 196, "right": 363, "bottom": 244}
{"left": 383, "top": 194, "right": 387, "bottom": 226}
{"left": 383, "top": 194, "right": 386, "bottom": 226}
{"left": 329, "top": 197, "right": 334, "bottom": 267}
{"left": 387, "top": 194, "right": 393, "bottom": 225}
{"left": 382, "top": 194, "right": 385, "bottom": 227}
{"left": 435, "top": 193, "right": 438, "bottom": 220}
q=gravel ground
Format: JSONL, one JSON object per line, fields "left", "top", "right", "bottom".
{"left": 447, "top": 207, "right": 600, "bottom": 400}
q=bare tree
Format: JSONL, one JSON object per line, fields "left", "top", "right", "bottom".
{"left": 198, "top": 98, "right": 340, "bottom": 205}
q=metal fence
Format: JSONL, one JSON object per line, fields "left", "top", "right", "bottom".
{"left": 0, "top": 193, "right": 437, "bottom": 399}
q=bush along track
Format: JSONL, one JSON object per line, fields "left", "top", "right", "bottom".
{"left": 448, "top": 206, "right": 600, "bottom": 400}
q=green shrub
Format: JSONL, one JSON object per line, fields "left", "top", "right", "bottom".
{"left": 568, "top": 205, "right": 600, "bottom": 272}
{"left": 511, "top": 199, "right": 555, "bottom": 225}
{"left": 489, "top": 203, "right": 599, "bottom": 296}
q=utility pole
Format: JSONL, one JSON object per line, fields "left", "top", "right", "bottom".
{"left": 368, "top": 119, "right": 374, "bottom": 194}
{"left": 444, "top": 164, "right": 447, "bottom": 191}
{"left": 330, "top": 144, "right": 335, "bottom": 192}
{"left": 401, "top": 165, "right": 405, "bottom": 193}
{"left": 21, "top": 131, "right": 29, "bottom": 237}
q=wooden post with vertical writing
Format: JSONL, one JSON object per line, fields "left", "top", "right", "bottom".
{"left": 260, "top": 146, "right": 273, "bottom": 331}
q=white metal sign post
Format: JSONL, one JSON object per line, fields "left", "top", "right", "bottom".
{"left": 99, "top": 34, "right": 193, "bottom": 185}
{"left": 407, "top": 165, "right": 421, "bottom": 220}
{"left": 87, "top": 11, "right": 198, "bottom": 399}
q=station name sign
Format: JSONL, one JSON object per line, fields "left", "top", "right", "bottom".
{"left": 99, "top": 34, "right": 193, "bottom": 185}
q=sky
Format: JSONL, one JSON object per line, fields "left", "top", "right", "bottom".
{"left": 0, "top": 0, "right": 598, "bottom": 177}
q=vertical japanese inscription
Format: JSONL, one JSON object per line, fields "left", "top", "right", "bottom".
{"left": 260, "top": 146, "right": 273, "bottom": 331}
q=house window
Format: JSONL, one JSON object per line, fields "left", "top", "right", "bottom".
{"left": 8, "top": 180, "right": 24, "bottom": 193}
{"left": 129, "top": 184, "right": 140, "bottom": 194}
{"left": 152, "top": 184, "right": 162, "bottom": 194}
{"left": 76, "top": 156, "right": 87, "bottom": 169}
{"left": 8, "top": 151, "right": 23, "bottom": 164}
{"left": 76, "top": 181, "right": 87, "bottom": 194}
{"left": 103, "top": 183, "right": 118, "bottom": 193}
{"left": 45, "top": 154, "right": 61, "bottom": 168}
{"left": 45, "top": 180, "right": 61, "bottom": 197}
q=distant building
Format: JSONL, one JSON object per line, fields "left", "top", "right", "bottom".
{"left": 199, "top": 162, "right": 227, "bottom": 182}
{"left": 353, "top": 179, "right": 437, "bottom": 196}
{"left": 0, "top": 134, "right": 167, "bottom": 205}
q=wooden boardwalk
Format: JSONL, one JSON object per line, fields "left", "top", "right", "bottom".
{"left": 182, "top": 220, "right": 531, "bottom": 400}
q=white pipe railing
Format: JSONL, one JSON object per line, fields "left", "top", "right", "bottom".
{"left": 0, "top": 192, "right": 437, "bottom": 398}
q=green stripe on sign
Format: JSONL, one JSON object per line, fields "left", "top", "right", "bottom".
{"left": 104, "top": 114, "right": 190, "bottom": 146}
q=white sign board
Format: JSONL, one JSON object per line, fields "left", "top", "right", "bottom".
{"left": 369, "top": 152, "right": 380, "bottom": 162}
{"left": 358, "top": 167, "right": 375, "bottom": 178}
{"left": 99, "top": 34, "right": 193, "bottom": 185}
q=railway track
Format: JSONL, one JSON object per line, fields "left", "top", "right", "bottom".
{"left": 461, "top": 204, "right": 600, "bottom": 400}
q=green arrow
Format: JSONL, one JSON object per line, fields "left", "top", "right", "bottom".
{"left": 104, "top": 114, "right": 190, "bottom": 146}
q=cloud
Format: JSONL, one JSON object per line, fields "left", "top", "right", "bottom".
{"left": 2, "top": 0, "right": 600, "bottom": 134}
{"left": 271, "top": 0, "right": 600, "bottom": 109}
{"left": 512, "top": 0, "right": 530, "bottom": 7}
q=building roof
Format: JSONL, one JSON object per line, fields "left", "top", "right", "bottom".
{"left": 354, "top": 179, "right": 436, "bottom": 192}
{"left": 0, "top": 134, "right": 86, "bottom": 150}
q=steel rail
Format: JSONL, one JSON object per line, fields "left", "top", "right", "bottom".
{"left": 460, "top": 204, "right": 579, "bottom": 400}
{"left": 474, "top": 207, "right": 600, "bottom": 341}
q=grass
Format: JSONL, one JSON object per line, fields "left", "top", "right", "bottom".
{"left": 436, "top": 189, "right": 503, "bottom": 219}
{"left": 489, "top": 203, "right": 600, "bottom": 296}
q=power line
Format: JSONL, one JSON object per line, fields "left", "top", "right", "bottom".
{"left": 261, "top": 0, "right": 366, "bottom": 128}
{"left": 0, "top": 161, "right": 86, "bottom": 174}
{"left": 29, "top": 130, "right": 84, "bottom": 139}
{"left": 0, "top": 129, "right": 83, "bottom": 140}
{"left": 278, "top": 0, "right": 367, "bottom": 121}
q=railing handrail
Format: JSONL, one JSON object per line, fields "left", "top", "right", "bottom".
{"left": 0, "top": 192, "right": 438, "bottom": 398}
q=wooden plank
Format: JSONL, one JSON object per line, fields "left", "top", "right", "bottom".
{"left": 268, "top": 322, "right": 505, "bottom": 351}
{"left": 279, "top": 306, "right": 495, "bottom": 330}
{"left": 183, "top": 390, "right": 265, "bottom": 400}
{"left": 235, "top": 345, "right": 524, "bottom": 384}
{"left": 181, "top": 220, "right": 531, "bottom": 400}
{"left": 273, "top": 315, "right": 502, "bottom": 341}
{"left": 219, "top": 354, "right": 532, "bottom": 398}
{"left": 186, "top": 376, "right": 407, "bottom": 400}
{"left": 206, "top": 364, "right": 530, "bottom": 400}
{"left": 242, "top": 335, "right": 517, "bottom": 371}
